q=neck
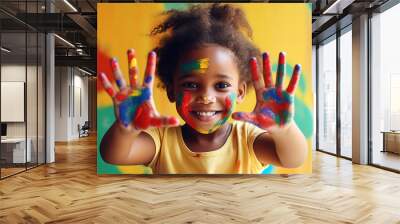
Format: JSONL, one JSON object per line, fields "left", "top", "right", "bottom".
{"left": 182, "top": 123, "right": 231, "bottom": 143}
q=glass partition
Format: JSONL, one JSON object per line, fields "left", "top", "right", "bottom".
{"left": 0, "top": 1, "right": 46, "bottom": 179}
{"left": 317, "top": 36, "right": 337, "bottom": 155}
{"left": 1, "top": 30, "right": 27, "bottom": 178}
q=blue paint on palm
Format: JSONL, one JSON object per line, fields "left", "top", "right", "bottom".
{"left": 119, "top": 87, "right": 151, "bottom": 127}
{"left": 260, "top": 108, "right": 275, "bottom": 119}
{"left": 263, "top": 89, "right": 293, "bottom": 104}
{"left": 263, "top": 89, "right": 283, "bottom": 103}
{"left": 283, "top": 91, "right": 294, "bottom": 104}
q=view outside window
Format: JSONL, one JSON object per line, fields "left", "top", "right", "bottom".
{"left": 371, "top": 3, "right": 400, "bottom": 171}
{"left": 318, "top": 37, "right": 337, "bottom": 154}
{"left": 339, "top": 29, "right": 352, "bottom": 158}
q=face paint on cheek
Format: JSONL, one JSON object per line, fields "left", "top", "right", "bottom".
{"left": 180, "top": 58, "right": 209, "bottom": 76}
{"left": 206, "top": 92, "right": 237, "bottom": 134}
{"left": 177, "top": 91, "right": 197, "bottom": 130}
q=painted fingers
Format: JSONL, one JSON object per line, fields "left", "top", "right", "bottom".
{"left": 99, "top": 72, "right": 117, "bottom": 98}
{"left": 127, "top": 49, "right": 139, "bottom": 88}
{"left": 249, "top": 52, "right": 301, "bottom": 96}
{"left": 262, "top": 52, "right": 272, "bottom": 88}
{"left": 143, "top": 51, "right": 156, "bottom": 89}
{"left": 133, "top": 103, "right": 179, "bottom": 130}
{"left": 99, "top": 50, "right": 157, "bottom": 100}
{"left": 286, "top": 64, "right": 301, "bottom": 95}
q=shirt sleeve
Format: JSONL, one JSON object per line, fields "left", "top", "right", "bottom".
{"left": 245, "top": 122, "right": 268, "bottom": 170}
{"left": 143, "top": 127, "right": 163, "bottom": 169}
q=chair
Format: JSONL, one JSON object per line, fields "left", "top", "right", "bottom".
{"left": 78, "top": 121, "right": 90, "bottom": 138}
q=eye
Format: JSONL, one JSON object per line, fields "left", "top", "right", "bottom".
{"left": 215, "top": 82, "right": 231, "bottom": 89}
{"left": 181, "top": 82, "right": 199, "bottom": 90}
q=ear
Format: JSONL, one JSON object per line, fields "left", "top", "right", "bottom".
{"left": 236, "top": 81, "right": 246, "bottom": 104}
{"left": 167, "top": 84, "right": 176, "bottom": 103}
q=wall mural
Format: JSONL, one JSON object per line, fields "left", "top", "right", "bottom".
{"left": 97, "top": 3, "right": 313, "bottom": 174}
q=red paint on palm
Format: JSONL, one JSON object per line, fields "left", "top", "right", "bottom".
{"left": 134, "top": 103, "right": 152, "bottom": 130}
{"left": 255, "top": 113, "right": 276, "bottom": 128}
{"left": 115, "top": 92, "right": 129, "bottom": 102}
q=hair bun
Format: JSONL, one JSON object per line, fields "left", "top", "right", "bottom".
{"left": 209, "top": 3, "right": 252, "bottom": 38}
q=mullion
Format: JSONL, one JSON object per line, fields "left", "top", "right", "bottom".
{"left": 336, "top": 30, "right": 341, "bottom": 157}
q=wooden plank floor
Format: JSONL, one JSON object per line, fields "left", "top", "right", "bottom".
{"left": 1, "top": 134, "right": 400, "bottom": 224}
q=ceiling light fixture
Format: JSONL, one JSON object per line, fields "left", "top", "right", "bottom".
{"left": 54, "top": 34, "right": 75, "bottom": 48}
{"left": 1, "top": 47, "right": 11, "bottom": 53}
{"left": 78, "top": 67, "right": 93, "bottom": 76}
{"left": 322, "top": 0, "right": 355, "bottom": 15}
{"left": 63, "top": 0, "right": 78, "bottom": 12}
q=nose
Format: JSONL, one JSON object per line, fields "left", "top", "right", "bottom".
{"left": 196, "top": 95, "right": 216, "bottom": 104}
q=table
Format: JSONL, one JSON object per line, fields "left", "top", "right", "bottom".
{"left": 1, "top": 138, "right": 31, "bottom": 163}
{"left": 381, "top": 131, "right": 400, "bottom": 154}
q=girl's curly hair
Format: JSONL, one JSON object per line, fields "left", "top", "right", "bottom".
{"left": 151, "top": 3, "right": 261, "bottom": 89}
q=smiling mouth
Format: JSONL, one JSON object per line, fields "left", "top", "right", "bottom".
{"left": 190, "top": 111, "right": 223, "bottom": 122}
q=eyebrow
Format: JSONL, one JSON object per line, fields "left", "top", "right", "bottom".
{"left": 215, "top": 74, "right": 233, "bottom": 80}
{"left": 178, "top": 73, "right": 233, "bottom": 81}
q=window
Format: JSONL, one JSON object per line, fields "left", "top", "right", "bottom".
{"left": 371, "top": 3, "right": 400, "bottom": 171}
{"left": 339, "top": 28, "right": 352, "bottom": 158}
{"left": 317, "top": 36, "right": 337, "bottom": 154}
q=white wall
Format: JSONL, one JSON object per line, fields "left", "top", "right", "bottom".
{"left": 1, "top": 65, "right": 31, "bottom": 138}
{"left": 55, "top": 67, "right": 89, "bottom": 141}
{"left": 1, "top": 64, "right": 45, "bottom": 163}
{"left": 55, "top": 67, "right": 69, "bottom": 141}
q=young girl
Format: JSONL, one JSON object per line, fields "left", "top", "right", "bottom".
{"left": 99, "top": 3, "right": 307, "bottom": 174}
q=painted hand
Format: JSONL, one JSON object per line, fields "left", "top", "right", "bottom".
{"left": 232, "top": 52, "right": 301, "bottom": 131}
{"left": 99, "top": 49, "right": 179, "bottom": 131}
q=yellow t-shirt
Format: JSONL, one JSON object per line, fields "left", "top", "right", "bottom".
{"left": 144, "top": 121, "right": 268, "bottom": 174}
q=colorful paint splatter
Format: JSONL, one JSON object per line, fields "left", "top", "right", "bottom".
{"left": 180, "top": 58, "right": 209, "bottom": 75}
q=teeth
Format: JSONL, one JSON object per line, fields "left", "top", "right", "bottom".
{"left": 196, "top": 111, "right": 216, "bottom": 117}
